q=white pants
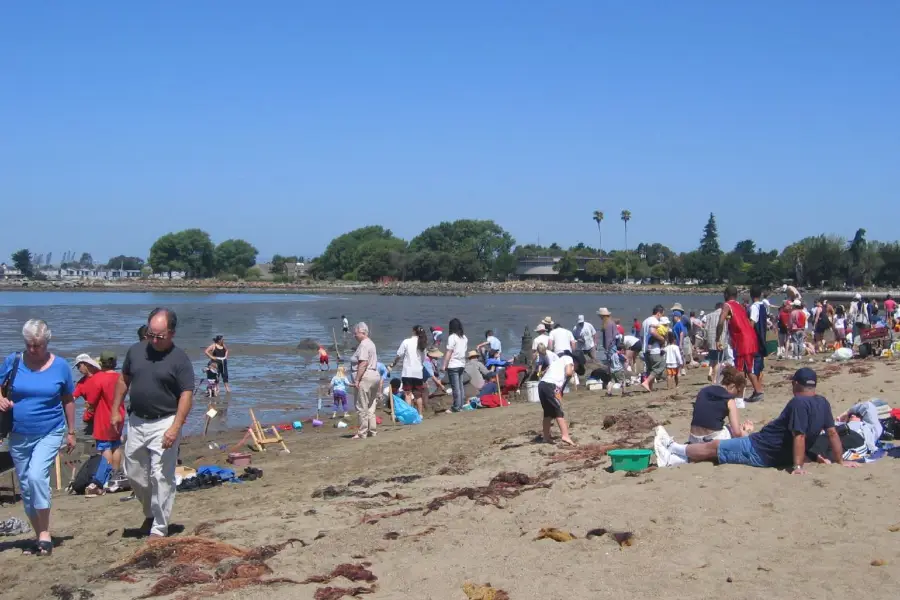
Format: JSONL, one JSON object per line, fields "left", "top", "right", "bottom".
{"left": 124, "top": 415, "right": 180, "bottom": 536}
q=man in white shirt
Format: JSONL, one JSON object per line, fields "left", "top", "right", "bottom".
{"left": 640, "top": 305, "right": 666, "bottom": 392}
{"left": 572, "top": 315, "right": 597, "bottom": 360}
{"left": 548, "top": 324, "right": 576, "bottom": 356}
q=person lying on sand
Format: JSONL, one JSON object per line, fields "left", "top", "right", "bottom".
{"left": 537, "top": 355, "right": 576, "bottom": 447}
{"left": 808, "top": 401, "right": 883, "bottom": 464}
{"left": 655, "top": 368, "right": 859, "bottom": 475}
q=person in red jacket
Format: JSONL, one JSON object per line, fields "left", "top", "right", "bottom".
{"left": 73, "top": 350, "right": 125, "bottom": 496}
{"left": 717, "top": 286, "right": 763, "bottom": 403}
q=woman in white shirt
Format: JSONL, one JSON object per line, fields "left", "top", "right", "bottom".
{"left": 441, "top": 318, "right": 468, "bottom": 413}
{"left": 548, "top": 324, "right": 576, "bottom": 356}
{"left": 392, "top": 325, "right": 428, "bottom": 416}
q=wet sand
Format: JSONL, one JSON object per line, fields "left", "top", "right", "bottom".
{"left": 3, "top": 355, "right": 899, "bottom": 599}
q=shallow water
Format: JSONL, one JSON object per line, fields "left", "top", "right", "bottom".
{"left": 0, "top": 290, "right": 724, "bottom": 434}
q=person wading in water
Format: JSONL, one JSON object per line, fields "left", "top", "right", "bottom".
{"left": 204, "top": 336, "right": 230, "bottom": 393}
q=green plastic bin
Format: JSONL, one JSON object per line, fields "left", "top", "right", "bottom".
{"left": 608, "top": 448, "right": 653, "bottom": 472}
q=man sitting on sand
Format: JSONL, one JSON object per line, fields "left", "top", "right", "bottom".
{"left": 655, "top": 368, "right": 859, "bottom": 475}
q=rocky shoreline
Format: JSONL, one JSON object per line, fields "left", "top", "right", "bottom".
{"left": 0, "top": 278, "right": 733, "bottom": 296}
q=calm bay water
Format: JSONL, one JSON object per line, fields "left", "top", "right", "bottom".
{"left": 0, "top": 290, "right": 724, "bottom": 434}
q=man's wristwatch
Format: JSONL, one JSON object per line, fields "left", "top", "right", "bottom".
{"left": 67, "top": 430, "right": 76, "bottom": 436}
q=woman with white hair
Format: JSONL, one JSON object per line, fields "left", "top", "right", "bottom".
{"left": 350, "top": 322, "right": 382, "bottom": 439}
{"left": 0, "top": 319, "right": 76, "bottom": 556}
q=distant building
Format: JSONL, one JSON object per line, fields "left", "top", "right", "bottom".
{"left": 285, "top": 262, "right": 310, "bottom": 279}
{"left": 515, "top": 256, "right": 608, "bottom": 280}
{"left": 0, "top": 264, "right": 24, "bottom": 280}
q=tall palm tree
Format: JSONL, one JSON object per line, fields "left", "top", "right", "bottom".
{"left": 592, "top": 210, "right": 604, "bottom": 254}
{"left": 621, "top": 210, "right": 632, "bottom": 282}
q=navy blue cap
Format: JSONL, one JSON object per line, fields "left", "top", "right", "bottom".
{"left": 791, "top": 367, "right": 817, "bottom": 386}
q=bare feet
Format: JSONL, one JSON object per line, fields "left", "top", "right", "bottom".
{"left": 559, "top": 437, "right": 577, "bottom": 447}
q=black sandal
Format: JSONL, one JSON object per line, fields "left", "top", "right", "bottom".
{"left": 22, "top": 540, "right": 52, "bottom": 556}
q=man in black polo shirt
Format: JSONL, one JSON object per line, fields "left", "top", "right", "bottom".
{"left": 111, "top": 307, "right": 194, "bottom": 537}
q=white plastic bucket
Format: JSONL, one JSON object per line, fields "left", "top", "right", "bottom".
{"left": 525, "top": 381, "right": 540, "bottom": 403}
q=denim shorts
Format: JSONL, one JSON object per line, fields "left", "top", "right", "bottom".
{"left": 717, "top": 436, "right": 767, "bottom": 467}
{"left": 96, "top": 440, "right": 122, "bottom": 452}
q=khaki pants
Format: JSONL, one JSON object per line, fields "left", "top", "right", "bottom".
{"left": 124, "top": 415, "right": 180, "bottom": 537}
{"left": 355, "top": 371, "right": 381, "bottom": 437}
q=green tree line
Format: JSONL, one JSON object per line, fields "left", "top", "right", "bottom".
{"left": 307, "top": 214, "right": 900, "bottom": 288}
{"left": 10, "top": 215, "right": 900, "bottom": 287}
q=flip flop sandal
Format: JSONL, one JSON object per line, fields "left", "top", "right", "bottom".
{"left": 36, "top": 541, "right": 53, "bottom": 556}
{"left": 23, "top": 541, "right": 52, "bottom": 556}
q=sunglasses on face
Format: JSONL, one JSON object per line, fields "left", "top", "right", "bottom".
{"left": 146, "top": 330, "right": 170, "bottom": 341}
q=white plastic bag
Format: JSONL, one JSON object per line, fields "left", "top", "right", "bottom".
{"left": 831, "top": 347, "right": 853, "bottom": 362}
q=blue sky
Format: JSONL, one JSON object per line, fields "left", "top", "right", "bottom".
{"left": 2, "top": 1, "right": 898, "bottom": 264}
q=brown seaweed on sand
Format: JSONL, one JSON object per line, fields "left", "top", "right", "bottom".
{"left": 97, "top": 536, "right": 304, "bottom": 599}
{"left": 314, "top": 586, "right": 376, "bottom": 599}
{"left": 463, "top": 582, "right": 511, "bottom": 600}
{"left": 533, "top": 527, "right": 576, "bottom": 542}
{"left": 424, "top": 471, "right": 551, "bottom": 514}
{"left": 359, "top": 506, "right": 424, "bottom": 524}
{"left": 602, "top": 410, "right": 658, "bottom": 434}
{"left": 437, "top": 454, "right": 472, "bottom": 475}
{"left": 548, "top": 443, "right": 621, "bottom": 464}
{"left": 191, "top": 518, "right": 238, "bottom": 537}
{"left": 849, "top": 364, "right": 874, "bottom": 376}
{"left": 301, "top": 564, "right": 378, "bottom": 584}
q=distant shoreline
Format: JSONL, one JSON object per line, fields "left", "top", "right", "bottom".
{"left": 0, "top": 278, "right": 735, "bottom": 297}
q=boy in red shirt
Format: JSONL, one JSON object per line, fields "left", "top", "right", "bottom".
{"left": 74, "top": 351, "right": 125, "bottom": 496}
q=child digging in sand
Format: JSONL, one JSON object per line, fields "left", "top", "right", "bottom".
{"left": 329, "top": 365, "right": 353, "bottom": 419}
{"left": 664, "top": 331, "right": 683, "bottom": 391}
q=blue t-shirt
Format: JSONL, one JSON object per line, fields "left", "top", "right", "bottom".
{"left": 0, "top": 353, "right": 74, "bottom": 435}
{"left": 749, "top": 395, "right": 835, "bottom": 467}
{"left": 330, "top": 375, "right": 351, "bottom": 394}
{"left": 673, "top": 320, "right": 688, "bottom": 344}
{"left": 376, "top": 362, "right": 389, "bottom": 382}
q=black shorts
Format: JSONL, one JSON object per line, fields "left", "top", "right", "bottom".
{"left": 538, "top": 381, "right": 564, "bottom": 419}
{"left": 401, "top": 377, "right": 425, "bottom": 392}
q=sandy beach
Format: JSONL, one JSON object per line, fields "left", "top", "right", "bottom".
{"left": 3, "top": 355, "right": 900, "bottom": 600}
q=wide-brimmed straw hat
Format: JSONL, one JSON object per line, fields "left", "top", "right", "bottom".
{"left": 74, "top": 353, "right": 101, "bottom": 371}
{"left": 540, "top": 316, "right": 554, "bottom": 326}
{"left": 670, "top": 303, "right": 685, "bottom": 313}
{"left": 466, "top": 350, "right": 479, "bottom": 359}
{"left": 596, "top": 307, "right": 611, "bottom": 317}
{"left": 427, "top": 348, "right": 444, "bottom": 359}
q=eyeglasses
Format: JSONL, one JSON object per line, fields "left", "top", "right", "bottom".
{"left": 146, "top": 330, "right": 170, "bottom": 341}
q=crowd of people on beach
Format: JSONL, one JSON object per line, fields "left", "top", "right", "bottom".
{"left": 0, "top": 283, "right": 896, "bottom": 557}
